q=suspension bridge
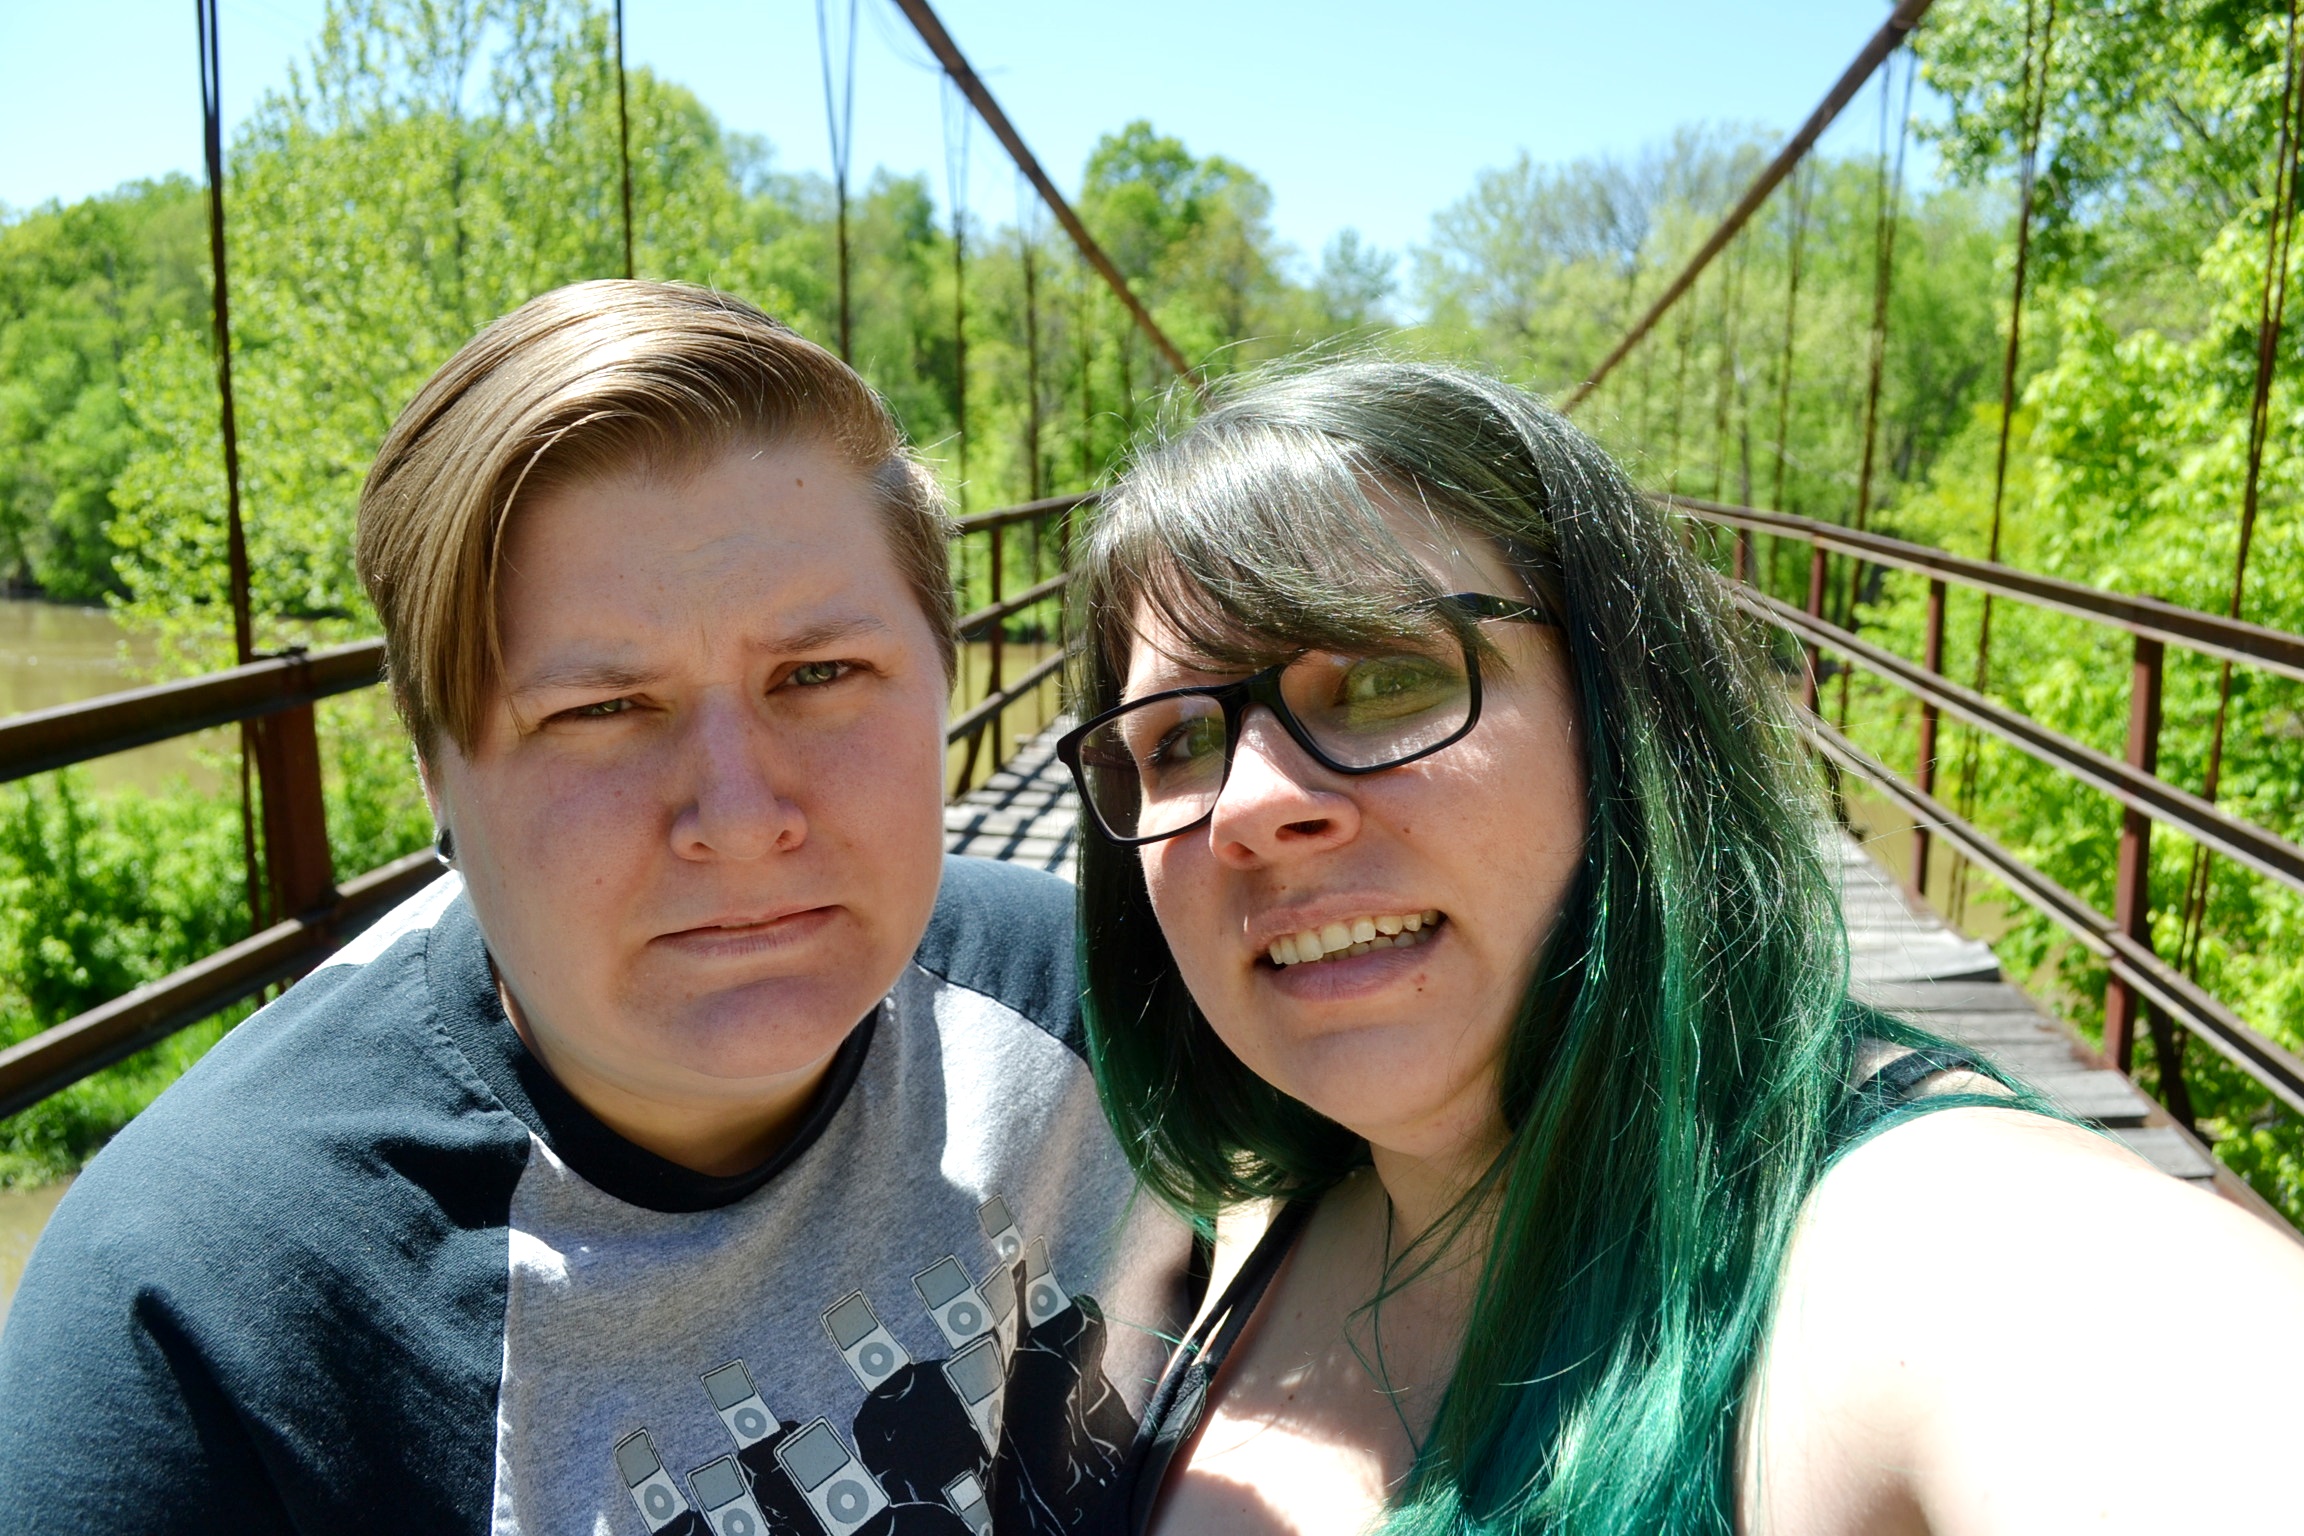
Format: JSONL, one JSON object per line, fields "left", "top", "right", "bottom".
{"left": 3, "top": 0, "right": 2302, "bottom": 1324}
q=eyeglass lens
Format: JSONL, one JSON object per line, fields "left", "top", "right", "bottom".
{"left": 1075, "top": 640, "right": 1475, "bottom": 841}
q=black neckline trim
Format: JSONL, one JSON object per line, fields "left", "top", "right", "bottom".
{"left": 426, "top": 893, "right": 876, "bottom": 1214}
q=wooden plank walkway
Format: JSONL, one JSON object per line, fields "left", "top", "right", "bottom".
{"left": 948, "top": 724, "right": 2225, "bottom": 1192}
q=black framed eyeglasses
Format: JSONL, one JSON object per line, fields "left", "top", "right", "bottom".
{"left": 1058, "top": 592, "right": 1554, "bottom": 847}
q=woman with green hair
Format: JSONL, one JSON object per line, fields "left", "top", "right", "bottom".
{"left": 1058, "top": 359, "right": 2304, "bottom": 1534}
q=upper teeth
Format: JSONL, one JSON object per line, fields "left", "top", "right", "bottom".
{"left": 1267, "top": 911, "right": 1443, "bottom": 966}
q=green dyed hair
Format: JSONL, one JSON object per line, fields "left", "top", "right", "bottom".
{"left": 1072, "top": 359, "right": 2009, "bottom": 1533}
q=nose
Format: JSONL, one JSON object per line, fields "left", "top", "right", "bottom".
{"left": 670, "top": 689, "right": 806, "bottom": 860}
{"left": 1205, "top": 706, "right": 1360, "bottom": 867}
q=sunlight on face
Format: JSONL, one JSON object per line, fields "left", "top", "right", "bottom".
{"left": 430, "top": 439, "right": 949, "bottom": 1119}
{"left": 1132, "top": 501, "right": 1586, "bottom": 1170}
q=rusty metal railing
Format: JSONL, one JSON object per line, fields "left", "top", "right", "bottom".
{"left": 1675, "top": 496, "right": 2304, "bottom": 1123}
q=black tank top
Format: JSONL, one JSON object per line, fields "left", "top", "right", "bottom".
{"left": 1106, "top": 1044, "right": 1986, "bottom": 1535}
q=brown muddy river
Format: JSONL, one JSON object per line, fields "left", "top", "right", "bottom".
{"left": 0, "top": 596, "right": 221, "bottom": 792}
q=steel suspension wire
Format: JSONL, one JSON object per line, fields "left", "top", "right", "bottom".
{"left": 816, "top": 0, "right": 859, "bottom": 361}
{"left": 1018, "top": 172, "right": 1045, "bottom": 501}
{"left": 890, "top": 0, "right": 1204, "bottom": 398}
{"left": 1952, "top": 0, "right": 2060, "bottom": 922}
{"left": 1665, "top": 268, "right": 1702, "bottom": 495}
{"left": 942, "top": 78, "right": 972, "bottom": 510}
{"left": 1710, "top": 232, "right": 1747, "bottom": 504}
{"left": 2178, "top": 0, "right": 2304, "bottom": 976}
{"left": 613, "top": 0, "right": 633, "bottom": 278}
{"left": 194, "top": 0, "right": 266, "bottom": 933}
{"left": 1768, "top": 161, "right": 1813, "bottom": 596}
{"left": 1563, "top": 0, "right": 1935, "bottom": 412}
{"left": 1838, "top": 48, "right": 1917, "bottom": 727}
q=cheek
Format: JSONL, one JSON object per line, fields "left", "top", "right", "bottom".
{"left": 475, "top": 757, "right": 662, "bottom": 897}
{"left": 1140, "top": 846, "right": 1232, "bottom": 992}
{"left": 787, "top": 685, "right": 949, "bottom": 821}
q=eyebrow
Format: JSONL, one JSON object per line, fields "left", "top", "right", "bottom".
{"left": 504, "top": 660, "right": 660, "bottom": 701}
{"left": 504, "top": 615, "right": 898, "bottom": 701}
{"left": 765, "top": 613, "right": 894, "bottom": 653}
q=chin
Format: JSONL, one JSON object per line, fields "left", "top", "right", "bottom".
{"left": 644, "top": 976, "right": 881, "bottom": 1084}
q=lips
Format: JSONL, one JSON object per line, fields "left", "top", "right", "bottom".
{"left": 652, "top": 905, "right": 836, "bottom": 951}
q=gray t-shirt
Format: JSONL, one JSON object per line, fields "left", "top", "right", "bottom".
{"left": 0, "top": 855, "right": 1196, "bottom": 1536}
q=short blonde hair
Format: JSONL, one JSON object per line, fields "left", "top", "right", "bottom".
{"left": 356, "top": 280, "right": 956, "bottom": 756}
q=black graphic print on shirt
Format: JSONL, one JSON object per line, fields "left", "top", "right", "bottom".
{"left": 613, "top": 1194, "right": 1135, "bottom": 1536}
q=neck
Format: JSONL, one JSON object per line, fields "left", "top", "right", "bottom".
{"left": 497, "top": 978, "right": 837, "bottom": 1178}
{"left": 1367, "top": 1124, "right": 1507, "bottom": 1253}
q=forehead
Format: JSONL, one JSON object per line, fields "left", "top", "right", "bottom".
{"left": 495, "top": 439, "right": 906, "bottom": 661}
{"left": 1121, "top": 497, "right": 1526, "bottom": 693}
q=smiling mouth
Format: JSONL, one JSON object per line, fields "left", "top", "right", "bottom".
{"left": 1265, "top": 910, "right": 1445, "bottom": 968}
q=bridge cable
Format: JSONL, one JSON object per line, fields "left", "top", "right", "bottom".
{"left": 1018, "top": 171, "right": 1045, "bottom": 503}
{"left": 1838, "top": 48, "right": 1916, "bottom": 729}
{"left": 943, "top": 77, "right": 972, "bottom": 512}
{"left": 1664, "top": 267, "right": 1702, "bottom": 496}
{"left": 2178, "top": 0, "right": 2304, "bottom": 981}
{"left": 1562, "top": 0, "right": 1935, "bottom": 412}
{"left": 613, "top": 0, "right": 634, "bottom": 278}
{"left": 889, "top": 0, "right": 1206, "bottom": 399}
{"left": 815, "top": 0, "right": 859, "bottom": 360}
{"left": 194, "top": 0, "right": 268, "bottom": 933}
{"left": 1767, "top": 160, "right": 1813, "bottom": 597}
{"left": 1951, "top": 0, "right": 2059, "bottom": 925}
{"left": 1709, "top": 229, "right": 1747, "bottom": 508}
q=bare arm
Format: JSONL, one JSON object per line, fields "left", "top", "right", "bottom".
{"left": 1744, "top": 1107, "right": 2304, "bottom": 1535}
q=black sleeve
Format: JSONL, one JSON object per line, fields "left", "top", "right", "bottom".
{"left": 914, "top": 854, "right": 1083, "bottom": 1056}
{"left": 0, "top": 1198, "right": 295, "bottom": 1533}
{"left": 0, "top": 920, "right": 529, "bottom": 1534}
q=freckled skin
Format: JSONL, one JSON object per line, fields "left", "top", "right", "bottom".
{"left": 1132, "top": 503, "right": 1587, "bottom": 1172}
{"left": 426, "top": 441, "right": 949, "bottom": 1175}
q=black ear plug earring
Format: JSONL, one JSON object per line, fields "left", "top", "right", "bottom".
{"left": 435, "top": 826, "right": 456, "bottom": 867}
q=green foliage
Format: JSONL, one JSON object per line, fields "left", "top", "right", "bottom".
{"left": 0, "top": 770, "right": 249, "bottom": 1185}
{"left": 0, "top": 178, "right": 206, "bottom": 599}
{"left": 1548, "top": 0, "right": 2304, "bottom": 1223}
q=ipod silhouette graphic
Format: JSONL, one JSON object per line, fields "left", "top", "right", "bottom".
{"left": 615, "top": 1428, "right": 709, "bottom": 1536}
{"left": 690, "top": 1455, "right": 775, "bottom": 1536}
{"left": 912, "top": 1256, "right": 994, "bottom": 1350}
{"left": 774, "top": 1418, "right": 889, "bottom": 1536}
{"left": 823, "top": 1292, "right": 911, "bottom": 1394}
{"left": 976, "top": 1195, "right": 1023, "bottom": 1265}
{"left": 699, "top": 1360, "right": 816, "bottom": 1536}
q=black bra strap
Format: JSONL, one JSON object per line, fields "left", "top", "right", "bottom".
{"left": 1113, "top": 1194, "right": 1320, "bottom": 1535}
{"left": 1861, "top": 1045, "right": 1984, "bottom": 1105}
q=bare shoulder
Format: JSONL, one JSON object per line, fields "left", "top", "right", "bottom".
{"left": 1744, "top": 1107, "right": 2304, "bottom": 1535}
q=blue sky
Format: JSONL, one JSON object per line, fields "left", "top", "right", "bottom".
{"left": 2, "top": 0, "right": 1917, "bottom": 271}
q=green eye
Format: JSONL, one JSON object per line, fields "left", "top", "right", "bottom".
{"left": 1147, "top": 713, "right": 1225, "bottom": 770}
{"left": 568, "top": 697, "right": 633, "bottom": 719}
{"left": 787, "top": 660, "right": 850, "bottom": 688}
{"left": 1336, "top": 653, "right": 1459, "bottom": 721}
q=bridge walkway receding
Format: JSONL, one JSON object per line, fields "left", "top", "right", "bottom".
{"left": 952, "top": 723, "right": 2225, "bottom": 1195}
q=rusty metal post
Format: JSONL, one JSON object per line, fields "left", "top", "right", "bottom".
{"left": 251, "top": 687, "right": 334, "bottom": 921}
{"left": 1910, "top": 578, "right": 1946, "bottom": 899}
{"left": 1800, "top": 543, "right": 1829, "bottom": 713}
{"left": 1733, "top": 527, "right": 1752, "bottom": 584}
{"left": 988, "top": 522, "right": 1005, "bottom": 772}
{"left": 2105, "top": 634, "right": 2164, "bottom": 1072}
